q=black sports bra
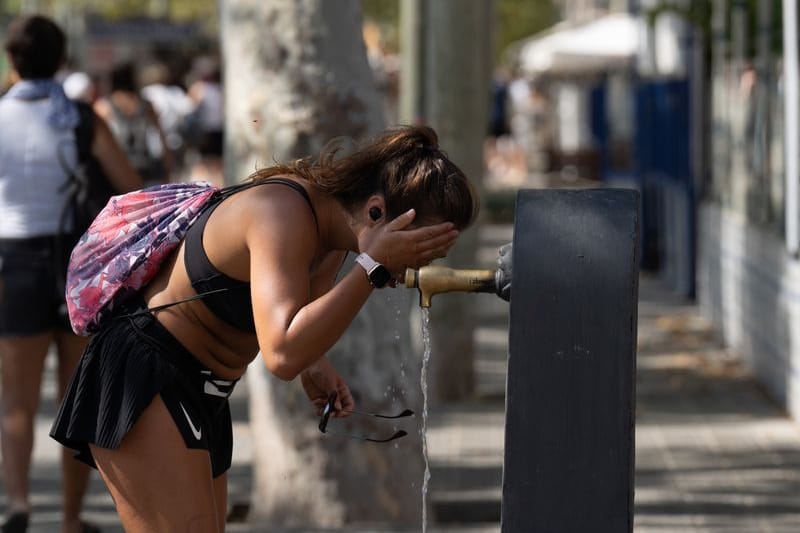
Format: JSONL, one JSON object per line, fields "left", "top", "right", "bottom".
{"left": 183, "top": 178, "right": 317, "bottom": 333}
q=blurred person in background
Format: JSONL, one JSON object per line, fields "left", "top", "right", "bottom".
{"left": 141, "top": 62, "right": 194, "bottom": 180}
{"left": 62, "top": 71, "right": 97, "bottom": 106}
{"left": 363, "top": 20, "right": 399, "bottom": 126}
{"left": 0, "top": 15, "right": 143, "bottom": 533}
{"left": 485, "top": 67, "right": 527, "bottom": 187}
{"left": 95, "top": 62, "right": 172, "bottom": 187}
{"left": 186, "top": 57, "right": 225, "bottom": 186}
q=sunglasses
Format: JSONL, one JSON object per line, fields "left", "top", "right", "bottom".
{"left": 318, "top": 392, "right": 414, "bottom": 443}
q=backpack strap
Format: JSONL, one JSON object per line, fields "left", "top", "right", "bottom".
{"left": 74, "top": 101, "right": 95, "bottom": 164}
{"left": 54, "top": 102, "right": 97, "bottom": 295}
{"left": 117, "top": 177, "right": 320, "bottom": 321}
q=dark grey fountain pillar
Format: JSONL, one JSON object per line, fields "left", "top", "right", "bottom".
{"left": 501, "top": 189, "right": 640, "bottom": 533}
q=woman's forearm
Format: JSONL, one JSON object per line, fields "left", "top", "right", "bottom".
{"left": 260, "top": 266, "right": 374, "bottom": 380}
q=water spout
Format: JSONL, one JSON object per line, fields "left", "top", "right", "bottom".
{"left": 404, "top": 244, "right": 513, "bottom": 308}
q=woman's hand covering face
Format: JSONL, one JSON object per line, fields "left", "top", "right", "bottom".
{"left": 358, "top": 209, "right": 459, "bottom": 276}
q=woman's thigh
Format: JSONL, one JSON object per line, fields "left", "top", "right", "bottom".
{"left": 90, "top": 395, "right": 223, "bottom": 533}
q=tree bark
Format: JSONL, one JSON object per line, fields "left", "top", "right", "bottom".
{"left": 221, "top": 0, "right": 424, "bottom": 527}
{"left": 422, "top": 0, "right": 494, "bottom": 402}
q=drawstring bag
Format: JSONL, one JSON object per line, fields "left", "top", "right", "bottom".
{"left": 66, "top": 182, "right": 221, "bottom": 335}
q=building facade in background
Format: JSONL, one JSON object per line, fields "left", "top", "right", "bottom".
{"left": 518, "top": 0, "right": 800, "bottom": 423}
{"left": 697, "top": 0, "right": 800, "bottom": 421}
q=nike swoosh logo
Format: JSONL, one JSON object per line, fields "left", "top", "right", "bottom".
{"left": 179, "top": 402, "right": 202, "bottom": 440}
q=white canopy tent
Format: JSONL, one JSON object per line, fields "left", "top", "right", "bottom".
{"left": 517, "top": 13, "right": 639, "bottom": 75}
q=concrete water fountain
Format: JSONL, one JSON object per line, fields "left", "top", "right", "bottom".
{"left": 404, "top": 188, "right": 640, "bottom": 533}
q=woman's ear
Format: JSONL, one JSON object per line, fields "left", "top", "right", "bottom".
{"left": 364, "top": 195, "right": 386, "bottom": 224}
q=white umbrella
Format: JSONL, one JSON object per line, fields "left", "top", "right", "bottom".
{"left": 519, "top": 13, "right": 639, "bottom": 75}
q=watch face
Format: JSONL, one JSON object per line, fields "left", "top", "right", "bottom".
{"left": 369, "top": 265, "right": 392, "bottom": 288}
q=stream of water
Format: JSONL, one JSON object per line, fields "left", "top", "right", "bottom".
{"left": 419, "top": 307, "right": 431, "bottom": 533}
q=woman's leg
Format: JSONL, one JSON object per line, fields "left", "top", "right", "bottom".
{"left": 90, "top": 394, "right": 222, "bottom": 533}
{"left": 54, "top": 330, "right": 92, "bottom": 533}
{"left": 213, "top": 472, "right": 228, "bottom": 532}
{"left": 0, "top": 332, "right": 53, "bottom": 516}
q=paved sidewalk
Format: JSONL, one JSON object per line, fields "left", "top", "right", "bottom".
{"left": 390, "top": 270, "right": 800, "bottom": 533}
{"left": 4, "top": 226, "right": 800, "bottom": 531}
{"left": 634, "top": 278, "right": 800, "bottom": 532}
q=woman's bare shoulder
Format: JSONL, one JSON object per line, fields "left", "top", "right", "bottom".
{"left": 240, "top": 177, "right": 313, "bottom": 212}
{"left": 225, "top": 179, "right": 318, "bottom": 244}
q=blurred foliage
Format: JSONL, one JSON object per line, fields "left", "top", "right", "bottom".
{"left": 645, "top": 0, "right": 712, "bottom": 32}
{"left": 647, "top": 0, "right": 783, "bottom": 58}
{"left": 360, "top": 0, "right": 559, "bottom": 63}
{"left": 484, "top": 188, "right": 517, "bottom": 224}
{"left": 1, "top": 0, "right": 215, "bottom": 20}
{"left": 3, "top": 0, "right": 559, "bottom": 61}
{"left": 362, "top": 0, "right": 400, "bottom": 52}
{"left": 361, "top": 0, "right": 398, "bottom": 21}
{"left": 495, "top": 0, "right": 559, "bottom": 63}
{"left": 0, "top": 0, "right": 217, "bottom": 33}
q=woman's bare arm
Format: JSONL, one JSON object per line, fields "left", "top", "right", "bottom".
{"left": 246, "top": 188, "right": 456, "bottom": 381}
{"left": 247, "top": 197, "right": 374, "bottom": 381}
{"left": 301, "top": 249, "right": 356, "bottom": 414}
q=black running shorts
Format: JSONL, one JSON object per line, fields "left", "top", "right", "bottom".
{"left": 50, "top": 297, "right": 237, "bottom": 478}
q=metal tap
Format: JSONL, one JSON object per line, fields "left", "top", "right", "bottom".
{"left": 404, "top": 265, "right": 501, "bottom": 308}
{"left": 404, "top": 243, "right": 513, "bottom": 308}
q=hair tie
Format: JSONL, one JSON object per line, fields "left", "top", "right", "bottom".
{"left": 418, "top": 145, "right": 439, "bottom": 154}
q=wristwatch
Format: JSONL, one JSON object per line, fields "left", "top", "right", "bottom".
{"left": 355, "top": 253, "right": 392, "bottom": 288}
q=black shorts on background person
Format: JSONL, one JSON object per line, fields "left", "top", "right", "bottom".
{"left": 0, "top": 237, "right": 73, "bottom": 334}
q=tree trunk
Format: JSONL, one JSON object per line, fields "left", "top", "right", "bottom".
{"left": 422, "top": 0, "right": 494, "bottom": 402}
{"left": 221, "top": 0, "right": 425, "bottom": 527}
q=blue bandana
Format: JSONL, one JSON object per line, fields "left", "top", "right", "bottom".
{"left": 5, "top": 79, "right": 80, "bottom": 130}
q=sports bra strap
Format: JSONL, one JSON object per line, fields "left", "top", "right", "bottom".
{"left": 218, "top": 178, "right": 318, "bottom": 231}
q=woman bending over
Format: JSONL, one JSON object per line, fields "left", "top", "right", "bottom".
{"left": 51, "top": 125, "right": 478, "bottom": 532}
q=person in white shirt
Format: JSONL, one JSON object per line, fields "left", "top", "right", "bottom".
{"left": 0, "top": 15, "right": 142, "bottom": 533}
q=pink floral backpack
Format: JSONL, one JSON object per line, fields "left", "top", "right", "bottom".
{"left": 66, "top": 181, "right": 229, "bottom": 335}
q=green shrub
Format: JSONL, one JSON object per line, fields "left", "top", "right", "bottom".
{"left": 483, "top": 189, "right": 517, "bottom": 224}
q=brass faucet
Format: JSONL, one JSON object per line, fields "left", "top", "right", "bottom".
{"left": 404, "top": 265, "right": 500, "bottom": 308}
